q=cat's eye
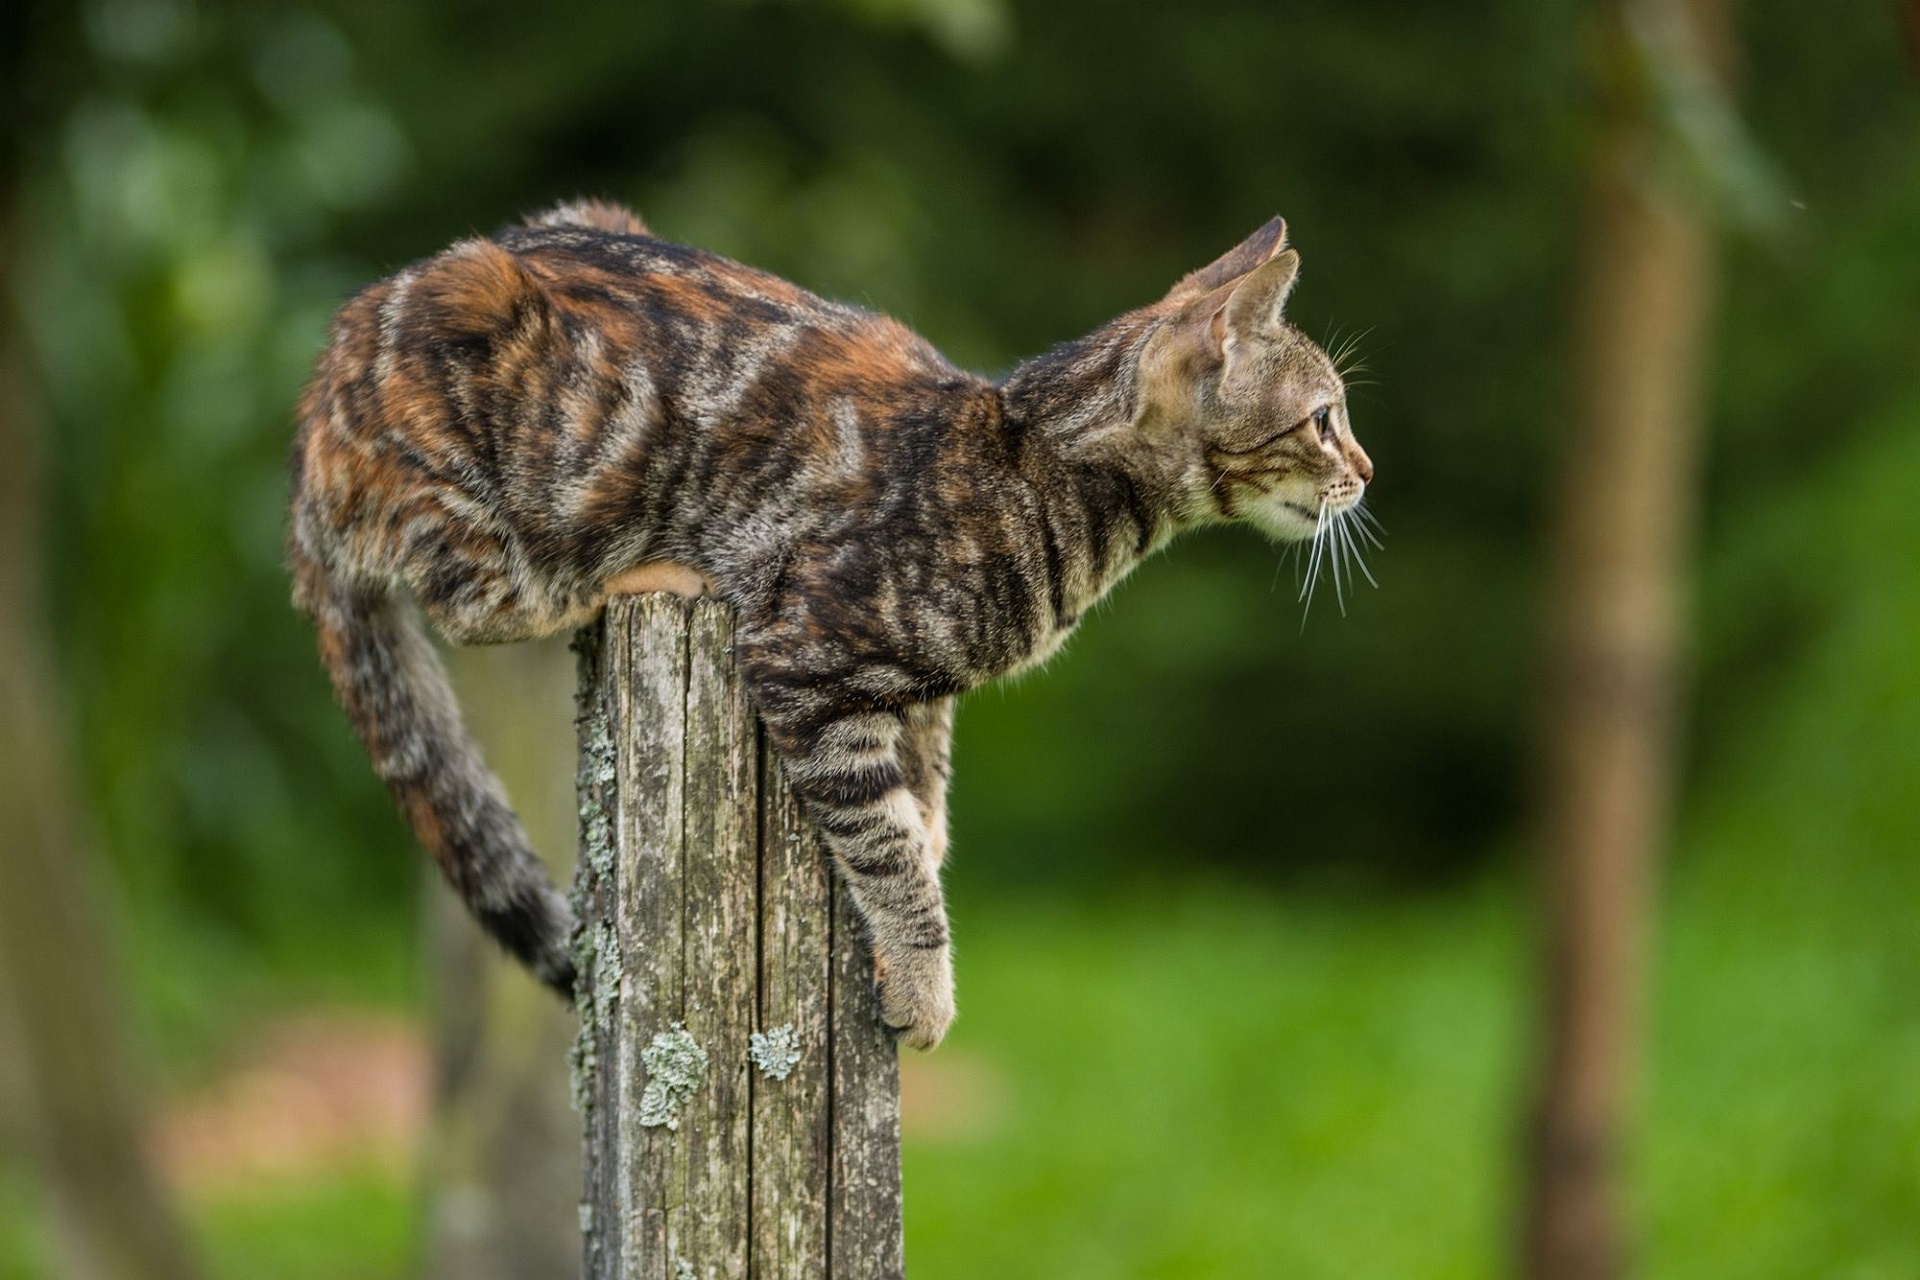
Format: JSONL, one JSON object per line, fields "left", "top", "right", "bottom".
{"left": 1312, "top": 406, "right": 1334, "bottom": 444}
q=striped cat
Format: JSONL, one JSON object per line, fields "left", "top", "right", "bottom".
{"left": 287, "top": 199, "right": 1371, "bottom": 1049}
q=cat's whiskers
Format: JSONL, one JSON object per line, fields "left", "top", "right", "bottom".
{"left": 1329, "top": 327, "right": 1375, "bottom": 383}
{"left": 1298, "top": 501, "right": 1380, "bottom": 625}
{"left": 1299, "top": 499, "right": 1330, "bottom": 626}
{"left": 1352, "top": 496, "right": 1386, "bottom": 549}
{"left": 1329, "top": 513, "right": 1346, "bottom": 616}
{"left": 1329, "top": 506, "right": 1349, "bottom": 616}
{"left": 1338, "top": 504, "right": 1379, "bottom": 591}
{"left": 1272, "top": 538, "right": 1304, "bottom": 595}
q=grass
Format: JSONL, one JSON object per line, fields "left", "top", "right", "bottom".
{"left": 4, "top": 839, "right": 1914, "bottom": 1279}
{"left": 906, "top": 883, "right": 1527, "bottom": 1280}
{"left": 195, "top": 1169, "right": 414, "bottom": 1280}
{"left": 904, "top": 839, "right": 1919, "bottom": 1279}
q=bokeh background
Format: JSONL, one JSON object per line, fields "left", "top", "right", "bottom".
{"left": 2, "top": 1, "right": 1917, "bottom": 1277}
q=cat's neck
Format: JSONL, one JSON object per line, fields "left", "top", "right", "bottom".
{"left": 998, "top": 309, "right": 1185, "bottom": 614}
{"left": 999, "top": 310, "right": 1157, "bottom": 447}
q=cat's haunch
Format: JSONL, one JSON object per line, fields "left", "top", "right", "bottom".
{"left": 287, "top": 201, "right": 1371, "bottom": 1050}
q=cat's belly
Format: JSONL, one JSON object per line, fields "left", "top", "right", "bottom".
{"left": 995, "top": 614, "right": 1079, "bottom": 680}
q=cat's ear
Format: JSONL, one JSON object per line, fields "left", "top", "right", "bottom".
{"left": 1213, "top": 248, "right": 1301, "bottom": 347}
{"left": 1165, "top": 216, "right": 1288, "bottom": 303}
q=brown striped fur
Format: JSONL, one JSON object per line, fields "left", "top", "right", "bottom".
{"left": 287, "top": 203, "right": 1370, "bottom": 1048}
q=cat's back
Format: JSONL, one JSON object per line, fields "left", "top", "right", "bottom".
{"left": 293, "top": 215, "right": 987, "bottom": 576}
{"left": 304, "top": 214, "right": 969, "bottom": 449}
{"left": 501, "top": 222, "right": 836, "bottom": 331}
{"left": 496, "top": 224, "right": 958, "bottom": 391}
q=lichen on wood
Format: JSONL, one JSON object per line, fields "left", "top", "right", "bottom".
{"left": 749, "top": 1024, "right": 802, "bottom": 1082}
{"left": 636, "top": 1025, "right": 709, "bottom": 1130}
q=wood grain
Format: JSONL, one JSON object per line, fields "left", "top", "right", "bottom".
{"left": 577, "top": 596, "right": 903, "bottom": 1280}
{"left": 828, "top": 879, "right": 904, "bottom": 1280}
{"left": 754, "top": 754, "right": 833, "bottom": 1279}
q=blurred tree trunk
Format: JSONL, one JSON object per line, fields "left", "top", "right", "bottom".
{"left": 0, "top": 231, "right": 200, "bottom": 1278}
{"left": 1522, "top": 1, "right": 1732, "bottom": 1277}
{"left": 422, "top": 637, "right": 582, "bottom": 1280}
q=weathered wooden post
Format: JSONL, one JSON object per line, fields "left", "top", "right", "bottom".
{"left": 572, "top": 595, "right": 904, "bottom": 1280}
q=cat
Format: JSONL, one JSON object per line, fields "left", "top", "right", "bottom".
{"left": 287, "top": 197, "right": 1372, "bottom": 1050}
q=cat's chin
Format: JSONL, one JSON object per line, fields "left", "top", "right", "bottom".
{"left": 1249, "top": 499, "right": 1323, "bottom": 543}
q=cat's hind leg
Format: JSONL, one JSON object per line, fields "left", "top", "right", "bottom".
{"left": 414, "top": 520, "right": 713, "bottom": 644}
{"left": 402, "top": 506, "right": 599, "bottom": 645}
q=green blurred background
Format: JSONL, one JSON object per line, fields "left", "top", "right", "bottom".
{"left": 2, "top": 0, "right": 1917, "bottom": 1276}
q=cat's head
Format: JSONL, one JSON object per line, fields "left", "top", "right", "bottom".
{"left": 1140, "top": 217, "right": 1372, "bottom": 543}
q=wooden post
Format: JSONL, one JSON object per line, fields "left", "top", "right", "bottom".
{"left": 573, "top": 595, "right": 904, "bottom": 1280}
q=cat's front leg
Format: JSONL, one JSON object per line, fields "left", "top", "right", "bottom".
{"left": 755, "top": 693, "right": 955, "bottom": 1050}
{"left": 900, "top": 697, "right": 955, "bottom": 870}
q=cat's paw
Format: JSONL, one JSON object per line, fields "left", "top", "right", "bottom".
{"left": 873, "top": 943, "right": 954, "bottom": 1051}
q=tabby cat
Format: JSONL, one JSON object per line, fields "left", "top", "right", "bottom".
{"left": 287, "top": 199, "right": 1372, "bottom": 1049}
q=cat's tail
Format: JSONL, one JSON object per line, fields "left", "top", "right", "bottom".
{"left": 288, "top": 543, "right": 577, "bottom": 999}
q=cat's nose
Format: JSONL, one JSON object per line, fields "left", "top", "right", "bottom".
{"left": 1348, "top": 443, "right": 1374, "bottom": 485}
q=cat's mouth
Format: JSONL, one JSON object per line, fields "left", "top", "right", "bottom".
{"left": 1288, "top": 489, "right": 1365, "bottom": 521}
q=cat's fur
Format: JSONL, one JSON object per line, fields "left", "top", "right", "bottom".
{"left": 287, "top": 198, "right": 1371, "bottom": 1049}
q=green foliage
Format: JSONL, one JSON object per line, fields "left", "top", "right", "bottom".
{"left": 24, "top": 0, "right": 1913, "bottom": 958}
{"left": 13, "top": 0, "right": 1576, "bottom": 973}
{"left": 20, "top": 3, "right": 422, "bottom": 1024}
{"left": 7, "top": 0, "right": 1919, "bottom": 1269}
